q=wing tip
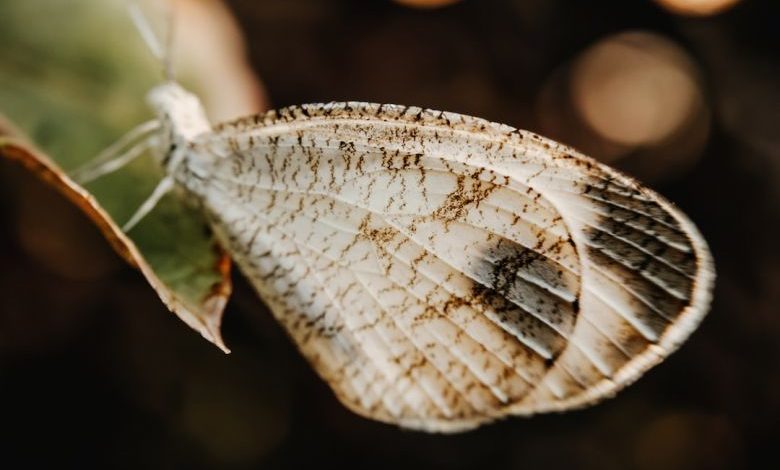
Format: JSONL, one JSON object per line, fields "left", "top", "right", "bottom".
{"left": 507, "top": 156, "right": 716, "bottom": 418}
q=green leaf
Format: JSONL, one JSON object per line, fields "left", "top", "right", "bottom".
{"left": 0, "top": 0, "right": 232, "bottom": 352}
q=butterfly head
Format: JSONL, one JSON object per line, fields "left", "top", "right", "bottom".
{"left": 146, "top": 82, "right": 211, "bottom": 170}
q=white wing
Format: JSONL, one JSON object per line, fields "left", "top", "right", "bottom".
{"left": 178, "top": 102, "right": 714, "bottom": 432}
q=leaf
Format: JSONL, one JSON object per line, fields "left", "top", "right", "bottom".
{"left": 0, "top": 0, "right": 243, "bottom": 352}
{"left": 0, "top": 132, "right": 232, "bottom": 352}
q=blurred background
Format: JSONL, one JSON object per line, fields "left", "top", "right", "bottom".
{"left": 0, "top": 0, "right": 778, "bottom": 468}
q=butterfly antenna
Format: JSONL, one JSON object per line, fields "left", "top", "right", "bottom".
{"left": 163, "top": 1, "right": 176, "bottom": 82}
{"left": 127, "top": 0, "right": 170, "bottom": 79}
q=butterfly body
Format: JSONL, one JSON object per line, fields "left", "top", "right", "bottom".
{"left": 150, "top": 82, "right": 714, "bottom": 432}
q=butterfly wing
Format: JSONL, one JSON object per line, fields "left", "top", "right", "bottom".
{"left": 181, "top": 102, "right": 714, "bottom": 432}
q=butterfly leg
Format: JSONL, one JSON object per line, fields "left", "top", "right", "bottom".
{"left": 122, "top": 175, "right": 175, "bottom": 232}
{"left": 70, "top": 119, "right": 160, "bottom": 184}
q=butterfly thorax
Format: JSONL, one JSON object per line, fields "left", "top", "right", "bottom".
{"left": 146, "top": 82, "right": 211, "bottom": 172}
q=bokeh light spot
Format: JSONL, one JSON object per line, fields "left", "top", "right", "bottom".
{"left": 655, "top": 0, "right": 740, "bottom": 16}
{"left": 571, "top": 31, "right": 700, "bottom": 147}
{"left": 393, "top": 0, "right": 463, "bottom": 9}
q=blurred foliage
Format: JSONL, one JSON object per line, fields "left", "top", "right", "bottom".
{"left": 0, "top": 0, "right": 230, "bottom": 348}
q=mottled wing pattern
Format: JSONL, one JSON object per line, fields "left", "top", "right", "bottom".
{"left": 178, "top": 103, "right": 714, "bottom": 432}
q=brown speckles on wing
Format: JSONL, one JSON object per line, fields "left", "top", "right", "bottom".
{"left": 182, "top": 102, "right": 714, "bottom": 431}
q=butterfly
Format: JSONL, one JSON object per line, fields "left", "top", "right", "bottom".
{"left": 72, "top": 2, "right": 714, "bottom": 432}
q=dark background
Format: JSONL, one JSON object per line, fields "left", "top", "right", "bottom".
{"left": 1, "top": 0, "right": 778, "bottom": 468}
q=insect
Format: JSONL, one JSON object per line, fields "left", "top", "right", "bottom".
{"left": 72, "top": 2, "right": 714, "bottom": 432}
